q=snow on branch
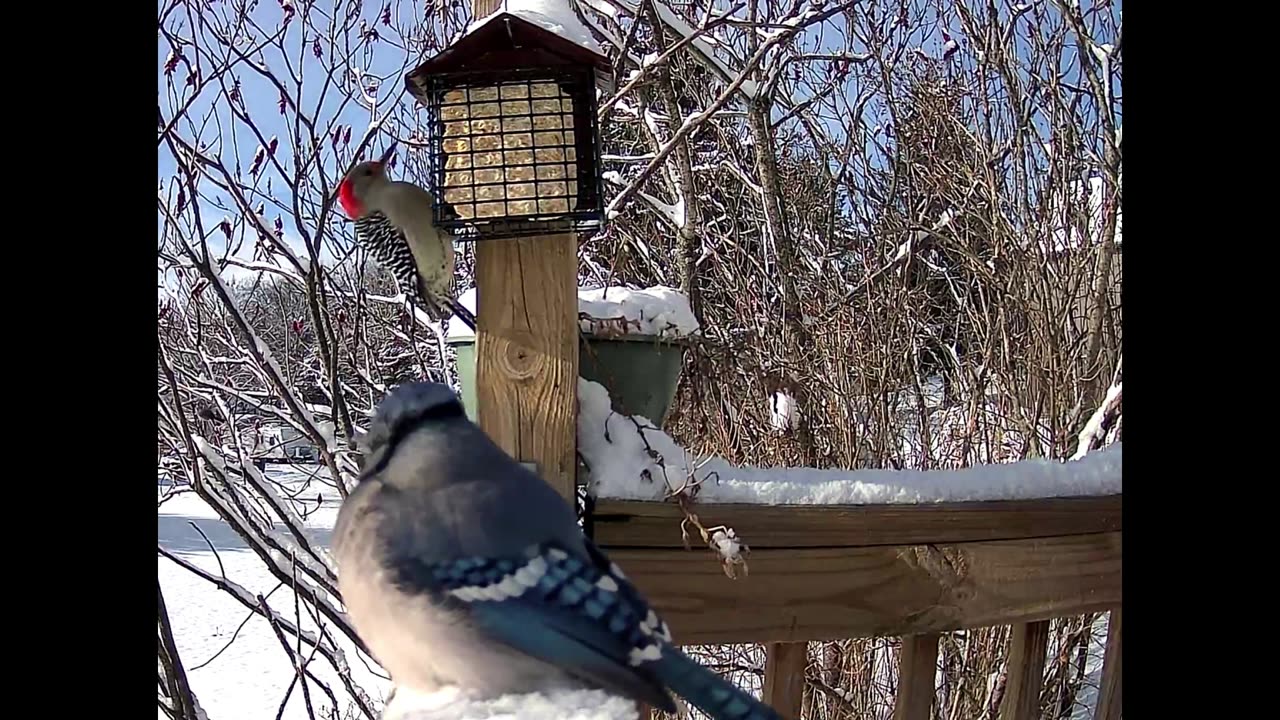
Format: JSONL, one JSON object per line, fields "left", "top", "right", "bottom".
{"left": 605, "top": 0, "right": 760, "bottom": 99}
{"left": 602, "top": 0, "right": 858, "bottom": 219}
{"left": 594, "top": 0, "right": 749, "bottom": 120}
{"left": 162, "top": 174, "right": 346, "bottom": 484}
{"left": 1071, "top": 380, "right": 1122, "bottom": 461}
{"left": 603, "top": 170, "right": 686, "bottom": 229}
{"left": 188, "top": 437, "right": 364, "bottom": 654}
{"left": 383, "top": 686, "right": 639, "bottom": 720}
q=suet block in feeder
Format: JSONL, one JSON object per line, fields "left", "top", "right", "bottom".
{"left": 404, "top": 11, "right": 611, "bottom": 241}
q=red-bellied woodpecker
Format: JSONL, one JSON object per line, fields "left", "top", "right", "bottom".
{"left": 337, "top": 143, "right": 476, "bottom": 331}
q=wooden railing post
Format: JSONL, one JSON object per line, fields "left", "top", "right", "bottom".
{"left": 999, "top": 620, "right": 1050, "bottom": 720}
{"left": 893, "top": 633, "right": 940, "bottom": 720}
{"left": 763, "top": 642, "right": 807, "bottom": 718}
{"left": 1093, "top": 609, "right": 1122, "bottom": 720}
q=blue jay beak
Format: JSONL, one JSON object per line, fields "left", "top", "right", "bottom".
{"left": 378, "top": 142, "right": 398, "bottom": 165}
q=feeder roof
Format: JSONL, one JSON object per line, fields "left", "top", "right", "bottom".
{"left": 406, "top": 2, "right": 608, "bottom": 98}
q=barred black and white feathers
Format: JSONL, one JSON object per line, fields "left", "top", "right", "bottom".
{"left": 333, "top": 382, "right": 787, "bottom": 720}
{"left": 353, "top": 213, "right": 476, "bottom": 330}
{"left": 353, "top": 213, "right": 425, "bottom": 307}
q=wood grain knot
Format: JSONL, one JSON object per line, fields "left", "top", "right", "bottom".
{"left": 496, "top": 340, "right": 543, "bottom": 380}
{"left": 909, "top": 544, "right": 971, "bottom": 591}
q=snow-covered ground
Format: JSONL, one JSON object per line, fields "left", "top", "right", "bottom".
{"left": 159, "top": 464, "right": 643, "bottom": 720}
{"left": 1068, "top": 612, "right": 1113, "bottom": 720}
{"left": 158, "top": 464, "right": 391, "bottom": 720}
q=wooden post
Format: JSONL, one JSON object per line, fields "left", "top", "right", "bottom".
{"left": 763, "top": 642, "right": 807, "bottom": 719}
{"left": 892, "top": 633, "right": 940, "bottom": 720}
{"left": 474, "top": 236, "right": 579, "bottom": 501}
{"left": 469, "top": 1, "right": 579, "bottom": 503}
{"left": 1093, "top": 609, "right": 1122, "bottom": 720}
{"left": 998, "top": 620, "right": 1050, "bottom": 720}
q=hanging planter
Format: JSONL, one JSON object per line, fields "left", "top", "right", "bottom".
{"left": 446, "top": 286, "right": 698, "bottom": 426}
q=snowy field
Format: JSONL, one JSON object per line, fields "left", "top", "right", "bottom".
{"left": 158, "top": 464, "right": 391, "bottom": 720}
{"left": 1068, "top": 613, "right": 1112, "bottom": 720}
{"left": 158, "top": 463, "right": 647, "bottom": 719}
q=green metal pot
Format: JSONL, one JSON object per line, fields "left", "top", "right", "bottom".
{"left": 448, "top": 333, "right": 689, "bottom": 427}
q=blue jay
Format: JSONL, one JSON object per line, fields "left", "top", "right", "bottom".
{"left": 334, "top": 382, "right": 785, "bottom": 720}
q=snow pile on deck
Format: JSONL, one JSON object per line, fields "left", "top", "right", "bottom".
{"left": 446, "top": 285, "right": 699, "bottom": 340}
{"left": 577, "top": 379, "right": 1123, "bottom": 505}
{"left": 467, "top": 0, "right": 605, "bottom": 56}
{"left": 383, "top": 686, "right": 638, "bottom": 720}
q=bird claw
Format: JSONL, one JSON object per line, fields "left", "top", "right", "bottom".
{"left": 419, "top": 294, "right": 454, "bottom": 324}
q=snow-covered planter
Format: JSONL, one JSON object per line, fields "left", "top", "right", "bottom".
{"left": 446, "top": 285, "right": 699, "bottom": 426}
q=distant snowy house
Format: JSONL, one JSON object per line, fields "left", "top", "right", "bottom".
{"left": 254, "top": 424, "right": 320, "bottom": 463}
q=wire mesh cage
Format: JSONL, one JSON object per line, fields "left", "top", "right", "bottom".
{"left": 420, "top": 67, "right": 604, "bottom": 241}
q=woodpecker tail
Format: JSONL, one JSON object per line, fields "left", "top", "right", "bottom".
{"left": 652, "top": 648, "right": 786, "bottom": 720}
{"left": 443, "top": 297, "right": 477, "bottom": 331}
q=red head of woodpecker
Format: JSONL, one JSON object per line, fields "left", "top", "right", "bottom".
{"left": 338, "top": 143, "right": 398, "bottom": 219}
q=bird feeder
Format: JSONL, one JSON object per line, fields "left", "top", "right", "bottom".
{"left": 404, "top": 11, "right": 611, "bottom": 241}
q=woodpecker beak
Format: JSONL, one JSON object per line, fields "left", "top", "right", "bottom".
{"left": 377, "top": 142, "right": 397, "bottom": 165}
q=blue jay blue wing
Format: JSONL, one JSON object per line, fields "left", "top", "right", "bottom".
{"left": 389, "top": 541, "right": 676, "bottom": 712}
{"left": 575, "top": 540, "right": 786, "bottom": 720}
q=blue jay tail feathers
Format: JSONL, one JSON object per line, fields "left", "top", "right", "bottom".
{"left": 652, "top": 649, "right": 787, "bottom": 720}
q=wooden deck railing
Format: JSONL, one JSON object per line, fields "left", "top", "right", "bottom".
{"left": 588, "top": 494, "right": 1122, "bottom": 720}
